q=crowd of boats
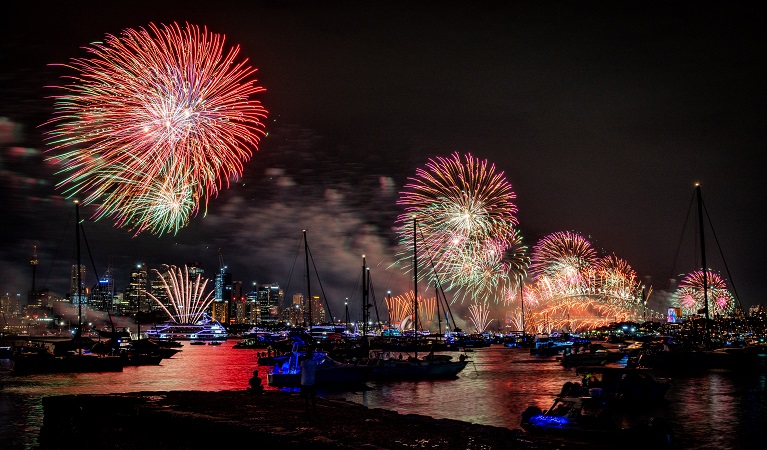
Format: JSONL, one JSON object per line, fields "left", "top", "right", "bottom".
{"left": 3, "top": 316, "right": 766, "bottom": 448}
{"left": 2, "top": 328, "right": 186, "bottom": 374}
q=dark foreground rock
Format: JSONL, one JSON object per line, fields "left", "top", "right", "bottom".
{"left": 37, "top": 390, "right": 576, "bottom": 450}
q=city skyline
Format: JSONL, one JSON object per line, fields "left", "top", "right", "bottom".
{"left": 1, "top": 2, "right": 764, "bottom": 322}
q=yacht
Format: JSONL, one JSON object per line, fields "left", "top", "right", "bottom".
{"left": 146, "top": 315, "right": 228, "bottom": 341}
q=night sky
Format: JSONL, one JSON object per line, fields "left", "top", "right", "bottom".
{"left": 1, "top": 1, "right": 764, "bottom": 325}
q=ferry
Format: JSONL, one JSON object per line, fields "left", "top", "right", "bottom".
{"left": 146, "top": 315, "right": 228, "bottom": 341}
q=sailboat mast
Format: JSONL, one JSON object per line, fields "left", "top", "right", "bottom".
{"left": 695, "top": 183, "right": 711, "bottom": 348}
{"left": 362, "top": 255, "right": 368, "bottom": 337}
{"left": 413, "top": 218, "right": 418, "bottom": 358}
{"left": 75, "top": 200, "right": 82, "bottom": 355}
{"left": 304, "top": 230, "right": 312, "bottom": 332}
{"left": 520, "top": 283, "right": 525, "bottom": 341}
{"left": 436, "top": 284, "right": 442, "bottom": 335}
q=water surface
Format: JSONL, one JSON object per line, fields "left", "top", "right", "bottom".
{"left": 2, "top": 342, "right": 764, "bottom": 449}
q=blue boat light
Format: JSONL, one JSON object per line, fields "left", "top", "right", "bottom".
{"left": 529, "top": 414, "right": 571, "bottom": 429}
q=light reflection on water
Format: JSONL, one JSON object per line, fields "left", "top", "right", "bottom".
{"left": 0, "top": 341, "right": 261, "bottom": 449}
{"left": 2, "top": 343, "right": 765, "bottom": 450}
{"left": 334, "top": 349, "right": 576, "bottom": 427}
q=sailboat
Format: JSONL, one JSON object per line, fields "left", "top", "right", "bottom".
{"left": 11, "top": 201, "right": 124, "bottom": 375}
{"left": 267, "top": 230, "right": 371, "bottom": 387}
{"left": 635, "top": 184, "right": 765, "bottom": 372}
{"left": 367, "top": 218, "right": 469, "bottom": 380}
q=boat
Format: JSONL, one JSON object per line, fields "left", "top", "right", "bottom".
{"left": 364, "top": 218, "right": 469, "bottom": 380}
{"left": 632, "top": 341, "right": 767, "bottom": 372}
{"left": 501, "top": 331, "right": 531, "bottom": 348}
{"left": 266, "top": 346, "right": 372, "bottom": 388}
{"left": 91, "top": 330, "right": 167, "bottom": 366}
{"left": 154, "top": 338, "right": 183, "bottom": 348}
{"left": 117, "top": 339, "right": 165, "bottom": 365}
{"left": 11, "top": 349, "right": 125, "bottom": 375}
{"left": 702, "top": 344, "right": 767, "bottom": 369}
{"left": 189, "top": 340, "right": 207, "bottom": 346}
{"left": 573, "top": 366, "right": 672, "bottom": 402}
{"left": 364, "top": 349, "right": 470, "bottom": 380}
{"left": 12, "top": 336, "right": 124, "bottom": 375}
{"left": 520, "top": 391, "right": 674, "bottom": 447}
{"left": 145, "top": 314, "right": 228, "bottom": 341}
{"left": 152, "top": 340, "right": 183, "bottom": 358}
{"left": 257, "top": 355, "right": 279, "bottom": 366}
{"left": 633, "top": 184, "right": 763, "bottom": 373}
{"left": 559, "top": 343, "right": 628, "bottom": 367}
{"left": 452, "top": 332, "right": 492, "bottom": 349}
{"left": 529, "top": 333, "right": 575, "bottom": 357}
{"left": 12, "top": 201, "right": 124, "bottom": 375}
{"left": 232, "top": 330, "right": 292, "bottom": 350}
{"left": 208, "top": 341, "right": 222, "bottom": 346}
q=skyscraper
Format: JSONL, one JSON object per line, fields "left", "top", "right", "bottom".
{"left": 257, "top": 283, "right": 283, "bottom": 324}
{"left": 125, "top": 263, "right": 147, "bottom": 315}
{"left": 70, "top": 264, "right": 86, "bottom": 305}
{"left": 149, "top": 267, "right": 171, "bottom": 312}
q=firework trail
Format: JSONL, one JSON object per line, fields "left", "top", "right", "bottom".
{"left": 146, "top": 264, "right": 215, "bottom": 324}
{"left": 385, "top": 290, "right": 437, "bottom": 331}
{"left": 394, "top": 152, "right": 520, "bottom": 301}
{"left": 44, "top": 22, "right": 268, "bottom": 236}
{"left": 468, "top": 301, "right": 491, "bottom": 333}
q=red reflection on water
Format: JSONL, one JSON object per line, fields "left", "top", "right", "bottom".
{"left": 5, "top": 340, "right": 269, "bottom": 396}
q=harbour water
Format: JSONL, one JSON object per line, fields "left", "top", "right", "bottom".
{"left": 1, "top": 340, "right": 765, "bottom": 449}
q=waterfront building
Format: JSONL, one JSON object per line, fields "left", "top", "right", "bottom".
{"left": 303, "top": 294, "right": 326, "bottom": 325}
{"left": 244, "top": 288, "right": 261, "bottom": 324}
{"left": 1, "top": 292, "right": 23, "bottom": 318}
{"left": 88, "top": 265, "right": 115, "bottom": 312}
{"left": 257, "top": 283, "right": 283, "bottom": 324}
{"left": 211, "top": 300, "right": 228, "bottom": 324}
{"left": 232, "top": 294, "right": 250, "bottom": 325}
{"left": 111, "top": 292, "right": 126, "bottom": 315}
{"left": 149, "top": 268, "right": 171, "bottom": 313}
{"left": 228, "top": 280, "right": 243, "bottom": 324}
{"left": 283, "top": 293, "right": 303, "bottom": 326}
{"left": 214, "top": 271, "right": 232, "bottom": 303}
{"left": 125, "top": 263, "right": 147, "bottom": 315}
{"left": 69, "top": 264, "right": 85, "bottom": 299}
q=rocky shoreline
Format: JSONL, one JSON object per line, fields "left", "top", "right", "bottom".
{"left": 36, "top": 389, "right": 585, "bottom": 449}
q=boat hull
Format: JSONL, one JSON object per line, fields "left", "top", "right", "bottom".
{"left": 145, "top": 322, "right": 228, "bottom": 341}
{"left": 267, "top": 364, "right": 371, "bottom": 388}
{"left": 560, "top": 350, "right": 627, "bottom": 367}
{"left": 367, "top": 359, "right": 469, "bottom": 380}
{"left": 520, "top": 396, "right": 674, "bottom": 447}
{"left": 266, "top": 348, "right": 372, "bottom": 388}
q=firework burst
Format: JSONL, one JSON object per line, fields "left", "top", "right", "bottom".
{"left": 44, "top": 22, "right": 268, "bottom": 236}
{"left": 394, "top": 152, "right": 520, "bottom": 301}
{"left": 672, "top": 270, "right": 735, "bottom": 317}
{"left": 529, "top": 231, "right": 596, "bottom": 284}
{"left": 517, "top": 231, "right": 646, "bottom": 332}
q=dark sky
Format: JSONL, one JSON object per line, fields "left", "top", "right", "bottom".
{"left": 1, "top": 1, "right": 764, "bottom": 325}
